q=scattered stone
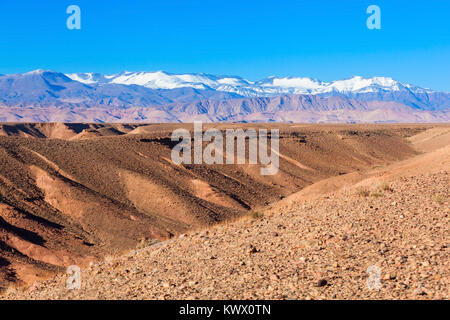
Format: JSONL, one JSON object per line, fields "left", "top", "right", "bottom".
{"left": 3, "top": 170, "right": 448, "bottom": 300}
{"left": 247, "top": 245, "right": 259, "bottom": 254}
{"left": 314, "top": 279, "right": 328, "bottom": 287}
{"left": 162, "top": 283, "right": 170, "bottom": 288}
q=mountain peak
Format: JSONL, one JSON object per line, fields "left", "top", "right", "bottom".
{"left": 0, "top": 70, "right": 448, "bottom": 122}
{"left": 25, "top": 69, "right": 54, "bottom": 75}
{"left": 64, "top": 71, "right": 435, "bottom": 96}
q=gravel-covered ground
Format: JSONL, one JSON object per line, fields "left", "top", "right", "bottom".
{"left": 4, "top": 170, "right": 448, "bottom": 300}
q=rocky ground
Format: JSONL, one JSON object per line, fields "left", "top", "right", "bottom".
{"left": 4, "top": 170, "right": 448, "bottom": 300}
{"left": 0, "top": 123, "right": 425, "bottom": 290}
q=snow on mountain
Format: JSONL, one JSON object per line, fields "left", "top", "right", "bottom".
{"left": 251, "top": 75, "right": 435, "bottom": 96}
{"left": 67, "top": 71, "right": 252, "bottom": 91}
{"left": 0, "top": 70, "right": 242, "bottom": 108}
{"left": 256, "top": 76, "right": 324, "bottom": 91}
{"left": 110, "top": 71, "right": 207, "bottom": 89}
{"left": 0, "top": 69, "right": 448, "bottom": 123}
{"left": 327, "top": 76, "right": 400, "bottom": 93}
{"left": 66, "top": 72, "right": 435, "bottom": 97}
{"left": 67, "top": 72, "right": 112, "bottom": 85}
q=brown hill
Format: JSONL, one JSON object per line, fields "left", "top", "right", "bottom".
{"left": 2, "top": 125, "right": 447, "bottom": 300}
{"left": 0, "top": 123, "right": 438, "bottom": 291}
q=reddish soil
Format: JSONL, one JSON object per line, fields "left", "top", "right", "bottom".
{"left": 0, "top": 122, "right": 444, "bottom": 293}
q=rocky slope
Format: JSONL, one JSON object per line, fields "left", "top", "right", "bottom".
{"left": 7, "top": 171, "right": 447, "bottom": 300}
{"left": 1, "top": 125, "right": 448, "bottom": 299}
{"left": 0, "top": 123, "right": 426, "bottom": 291}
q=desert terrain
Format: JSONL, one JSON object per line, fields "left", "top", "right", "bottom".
{"left": 0, "top": 123, "right": 448, "bottom": 299}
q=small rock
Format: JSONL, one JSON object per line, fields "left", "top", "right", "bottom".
{"left": 270, "top": 274, "right": 280, "bottom": 281}
{"left": 414, "top": 285, "right": 427, "bottom": 296}
{"left": 314, "top": 279, "right": 328, "bottom": 287}
{"left": 383, "top": 273, "right": 396, "bottom": 280}
{"left": 247, "top": 245, "right": 259, "bottom": 254}
{"left": 162, "top": 282, "right": 170, "bottom": 288}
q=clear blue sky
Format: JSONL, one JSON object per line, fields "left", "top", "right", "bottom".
{"left": 0, "top": 0, "right": 449, "bottom": 91}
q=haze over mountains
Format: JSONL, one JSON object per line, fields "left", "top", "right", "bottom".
{"left": 0, "top": 70, "right": 449, "bottom": 123}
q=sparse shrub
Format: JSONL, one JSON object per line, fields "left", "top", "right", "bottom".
{"left": 380, "top": 182, "right": 393, "bottom": 192}
{"left": 136, "top": 237, "right": 160, "bottom": 250}
{"left": 433, "top": 195, "right": 446, "bottom": 205}
{"left": 371, "top": 192, "right": 383, "bottom": 198}
{"left": 357, "top": 188, "right": 370, "bottom": 197}
{"left": 249, "top": 210, "right": 264, "bottom": 220}
{"left": 104, "top": 254, "right": 115, "bottom": 263}
{"left": 1, "top": 285, "right": 15, "bottom": 296}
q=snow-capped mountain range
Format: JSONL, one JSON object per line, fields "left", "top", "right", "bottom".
{"left": 66, "top": 70, "right": 434, "bottom": 97}
{"left": 0, "top": 70, "right": 449, "bottom": 123}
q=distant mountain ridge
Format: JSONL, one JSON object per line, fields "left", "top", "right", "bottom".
{"left": 67, "top": 71, "right": 435, "bottom": 94}
{"left": 0, "top": 70, "right": 241, "bottom": 108}
{"left": 0, "top": 70, "right": 449, "bottom": 123}
{"left": 66, "top": 71, "right": 450, "bottom": 111}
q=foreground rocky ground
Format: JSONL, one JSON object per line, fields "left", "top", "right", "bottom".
{"left": 4, "top": 169, "right": 448, "bottom": 299}
{"left": 0, "top": 123, "right": 425, "bottom": 289}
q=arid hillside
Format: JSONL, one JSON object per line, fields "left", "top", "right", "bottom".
{"left": 0, "top": 123, "right": 439, "bottom": 291}
{"left": 2, "top": 125, "right": 448, "bottom": 300}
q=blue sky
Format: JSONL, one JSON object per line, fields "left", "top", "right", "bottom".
{"left": 0, "top": 0, "right": 449, "bottom": 91}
